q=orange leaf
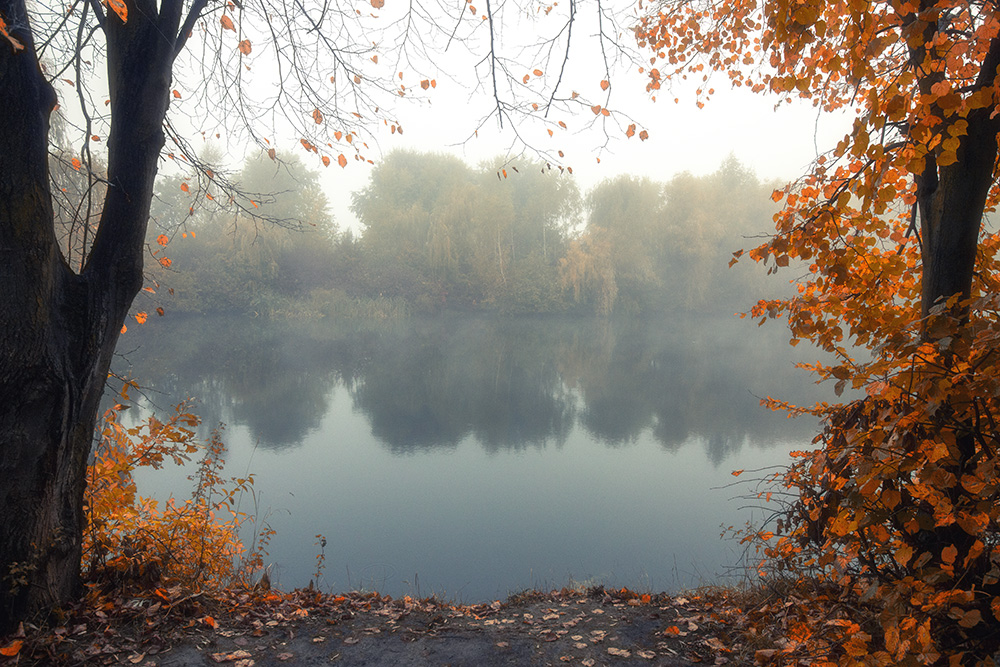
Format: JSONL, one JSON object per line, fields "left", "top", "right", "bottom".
{"left": 156, "top": 307, "right": 165, "bottom": 316}
{"left": 159, "top": 257, "right": 172, "bottom": 268}
{"left": 371, "top": 0, "right": 384, "bottom": 7}
{"left": 172, "top": 89, "right": 181, "bottom": 98}
{"left": 420, "top": 79, "right": 430, "bottom": 90}
{"left": 338, "top": 154, "right": 348, "bottom": 168}
{"left": 237, "top": 39, "right": 252, "bottom": 55}
{"left": 638, "top": 130, "right": 648, "bottom": 141}
{"left": 0, "top": 640, "right": 22, "bottom": 657}
{"left": 135, "top": 312, "right": 148, "bottom": 324}
{"left": 533, "top": 69, "right": 543, "bottom": 76}
{"left": 71, "top": 157, "right": 81, "bottom": 171}
{"left": 732, "top": 469, "right": 744, "bottom": 476}
{"left": 600, "top": 80, "right": 610, "bottom": 90}
{"left": 202, "top": 616, "right": 217, "bottom": 628}
{"left": 156, "top": 234, "right": 169, "bottom": 246}
{"left": 322, "top": 155, "right": 330, "bottom": 167}
{"left": 0, "top": 17, "right": 25, "bottom": 51}
{"left": 106, "top": 0, "right": 127, "bottom": 22}
{"left": 312, "top": 108, "right": 324, "bottom": 124}
{"left": 625, "top": 123, "right": 635, "bottom": 138}
{"left": 220, "top": 14, "right": 234, "bottom": 31}
{"left": 180, "top": 182, "right": 189, "bottom": 192}
{"left": 664, "top": 626, "right": 681, "bottom": 635}
{"left": 590, "top": 105, "right": 601, "bottom": 115}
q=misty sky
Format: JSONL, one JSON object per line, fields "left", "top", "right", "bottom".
{"left": 314, "top": 62, "right": 850, "bottom": 234}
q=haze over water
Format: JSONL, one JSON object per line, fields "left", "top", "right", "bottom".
{"left": 112, "top": 313, "right": 833, "bottom": 600}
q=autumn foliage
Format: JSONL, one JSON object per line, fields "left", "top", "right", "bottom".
{"left": 637, "top": 0, "right": 1000, "bottom": 663}
{"left": 83, "top": 389, "right": 272, "bottom": 596}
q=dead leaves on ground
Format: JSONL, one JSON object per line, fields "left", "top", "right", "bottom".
{"left": 0, "top": 585, "right": 749, "bottom": 666}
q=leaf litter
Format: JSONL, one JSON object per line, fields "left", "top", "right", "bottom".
{"left": 0, "top": 584, "right": 768, "bottom": 665}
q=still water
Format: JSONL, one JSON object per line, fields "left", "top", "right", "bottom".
{"left": 111, "top": 314, "right": 833, "bottom": 601}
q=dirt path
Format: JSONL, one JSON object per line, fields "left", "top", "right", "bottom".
{"left": 6, "top": 587, "right": 751, "bottom": 666}
{"left": 152, "top": 589, "right": 740, "bottom": 666}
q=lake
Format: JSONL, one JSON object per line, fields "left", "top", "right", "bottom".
{"left": 110, "top": 313, "right": 833, "bottom": 601}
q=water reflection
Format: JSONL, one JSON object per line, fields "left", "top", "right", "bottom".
{"left": 114, "top": 314, "right": 822, "bottom": 462}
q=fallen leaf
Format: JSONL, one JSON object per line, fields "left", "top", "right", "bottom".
{"left": 637, "top": 650, "right": 657, "bottom": 659}
{"left": 608, "top": 647, "right": 631, "bottom": 657}
{"left": 276, "top": 653, "right": 294, "bottom": 661}
{"left": 0, "top": 640, "right": 22, "bottom": 657}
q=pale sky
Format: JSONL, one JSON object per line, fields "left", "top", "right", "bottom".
{"left": 314, "top": 80, "right": 849, "bottom": 234}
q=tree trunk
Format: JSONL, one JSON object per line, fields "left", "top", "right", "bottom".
{"left": 917, "top": 37, "right": 1000, "bottom": 319}
{"left": 0, "top": 0, "right": 181, "bottom": 631}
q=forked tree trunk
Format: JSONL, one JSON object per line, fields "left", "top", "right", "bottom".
{"left": 0, "top": 0, "right": 181, "bottom": 632}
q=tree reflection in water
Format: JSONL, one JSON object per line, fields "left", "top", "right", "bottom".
{"left": 114, "top": 314, "right": 824, "bottom": 464}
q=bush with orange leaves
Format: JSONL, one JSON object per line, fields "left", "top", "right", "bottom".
{"left": 83, "top": 393, "right": 273, "bottom": 595}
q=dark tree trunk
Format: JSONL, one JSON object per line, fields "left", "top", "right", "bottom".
{"left": 0, "top": 0, "right": 186, "bottom": 632}
{"left": 917, "top": 37, "right": 1000, "bottom": 319}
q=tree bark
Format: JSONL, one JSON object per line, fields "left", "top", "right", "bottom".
{"left": 0, "top": 0, "right": 183, "bottom": 631}
{"left": 917, "top": 37, "right": 1000, "bottom": 319}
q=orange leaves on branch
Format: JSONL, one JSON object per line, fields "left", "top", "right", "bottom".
{"left": 84, "top": 399, "right": 270, "bottom": 594}
{"left": 0, "top": 17, "right": 25, "bottom": 51}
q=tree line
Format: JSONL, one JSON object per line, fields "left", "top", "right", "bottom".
{"left": 142, "top": 150, "right": 785, "bottom": 319}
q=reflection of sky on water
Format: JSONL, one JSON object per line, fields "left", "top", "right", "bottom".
{"left": 116, "top": 314, "right": 834, "bottom": 598}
